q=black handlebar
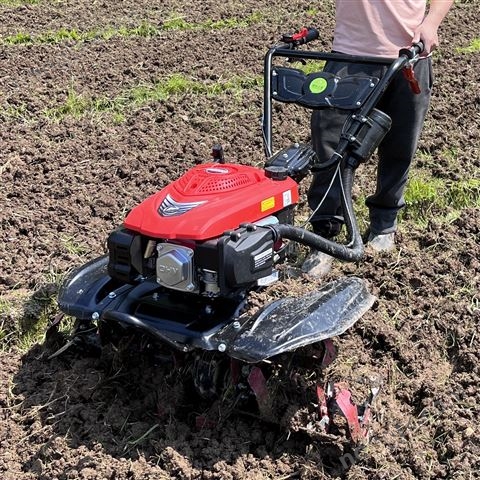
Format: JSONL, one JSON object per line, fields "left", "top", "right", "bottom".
{"left": 261, "top": 29, "right": 427, "bottom": 261}
{"left": 399, "top": 41, "right": 425, "bottom": 59}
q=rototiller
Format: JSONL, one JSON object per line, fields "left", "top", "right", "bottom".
{"left": 53, "top": 28, "right": 424, "bottom": 441}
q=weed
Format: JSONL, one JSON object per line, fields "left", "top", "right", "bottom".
{"left": 0, "top": 102, "right": 29, "bottom": 121}
{"left": 446, "top": 178, "right": 480, "bottom": 209}
{"left": 288, "top": 60, "right": 326, "bottom": 75}
{"left": 0, "top": 0, "right": 40, "bottom": 5}
{"left": 3, "top": 32, "right": 32, "bottom": 44}
{"left": 456, "top": 38, "right": 480, "bottom": 54}
{"left": 402, "top": 174, "right": 480, "bottom": 226}
{"left": 1, "top": 12, "right": 266, "bottom": 46}
{"left": 45, "top": 74, "right": 263, "bottom": 121}
{"left": 60, "top": 236, "right": 88, "bottom": 256}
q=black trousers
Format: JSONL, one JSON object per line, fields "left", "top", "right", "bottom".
{"left": 309, "top": 56, "right": 433, "bottom": 236}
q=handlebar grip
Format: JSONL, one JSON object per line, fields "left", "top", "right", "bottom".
{"left": 282, "top": 27, "right": 319, "bottom": 46}
{"left": 299, "top": 27, "right": 320, "bottom": 45}
{"left": 412, "top": 41, "right": 425, "bottom": 56}
{"left": 399, "top": 41, "right": 425, "bottom": 59}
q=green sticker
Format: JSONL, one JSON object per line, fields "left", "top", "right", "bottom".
{"left": 309, "top": 77, "right": 328, "bottom": 94}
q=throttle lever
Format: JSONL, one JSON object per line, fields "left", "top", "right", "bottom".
{"left": 402, "top": 65, "right": 421, "bottom": 94}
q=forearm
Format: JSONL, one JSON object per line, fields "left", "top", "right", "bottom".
{"left": 414, "top": 0, "right": 454, "bottom": 53}
{"left": 425, "top": 0, "right": 454, "bottom": 29}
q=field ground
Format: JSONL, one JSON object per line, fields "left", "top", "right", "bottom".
{"left": 0, "top": 1, "right": 479, "bottom": 479}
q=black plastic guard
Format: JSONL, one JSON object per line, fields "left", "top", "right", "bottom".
{"left": 224, "top": 277, "right": 375, "bottom": 363}
{"left": 57, "top": 255, "right": 134, "bottom": 320}
{"left": 271, "top": 67, "right": 379, "bottom": 110}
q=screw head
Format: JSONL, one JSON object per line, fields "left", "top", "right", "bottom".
{"left": 91, "top": 312, "right": 100, "bottom": 320}
{"left": 218, "top": 343, "right": 227, "bottom": 353}
{"left": 108, "top": 291, "right": 116, "bottom": 299}
{"left": 233, "top": 321, "right": 241, "bottom": 330}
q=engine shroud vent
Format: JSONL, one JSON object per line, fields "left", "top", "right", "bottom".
{"left": 176, "top": 165, "right": 261, "bottom": 194}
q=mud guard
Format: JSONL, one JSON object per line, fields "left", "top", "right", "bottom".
{"left": 224, "top": 277, "right": 375, "bottom": 363}
{"left": 58, "top": 257, "right": 374, "bottom": 363}
{"left": 57, "top": 255, "right": 135, "bottom": 320}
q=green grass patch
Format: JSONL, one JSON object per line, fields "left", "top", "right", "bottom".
{"left": 456, "top": 38, "right": 480, "bottom": 54}
{"left": 45, "top": 74, "right": 263, "bottom": 120}
{"left": 0, "top": 102, "right": 29, "bottom": 121}
{"left": 61, "top": 236, "right": 88, "bottom": 256}
{"left": 402, "top": 175, "right": 480, "bottom": 224}
{"left": 3, "top": 23, "right": 157, "bottom": 45}
{"left": 0, "top": 0, "right": 40, "bottom": 5}
{"left": 0, "top": 272, "right": 67, "bottom": 352}
{"left": 288, "top": 60, "right": 326, "bottom": 75}
{"left": 1, "top": 13, "right": 265, "bottom": 45}
{"left": 162, "top": 12, "right": 264, "bottom": 31}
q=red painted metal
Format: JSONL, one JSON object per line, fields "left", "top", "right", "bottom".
{"left": 334, "top": 384, "right": 363, "bottom": 442}
{"left": 124, "top": 163, "right": 299, "bottom": 240}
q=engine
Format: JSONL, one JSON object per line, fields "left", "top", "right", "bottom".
{"left": 105, "top": 160, "right": 303, "bottom": 297}
{"left": 107, "top": 212, "right": 292, "bottom": 298}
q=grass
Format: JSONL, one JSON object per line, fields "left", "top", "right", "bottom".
{"left": 44, "top": 74, "right": 263, "bottom": 120}
{"left": 0, "top": 267, "right": 68, "bottom": 352}
{"left": 0, "top": 0, "right": 41, "bottom": 5}
{"left": 457, "top": 38, "right": 480, "bottom": 54}
{"left": 3, "top": 23, "right": 158, "bottom": 45}
{"left": 289, "top": 59, "right": 326, "bottom": 75}
{"left": 61, "top": 236, "right": 88, "bottom": 256}
{"left": 162, "top": 12, "right": 264, "bottom": 31}
{"left": 1, "top": 13, "right": 265, "bottom": 45}
{"left": 402, "top": 175, "right": 480, "bottom": 224}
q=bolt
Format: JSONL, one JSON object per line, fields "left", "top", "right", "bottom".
{"left": 282, "top": 153, "right": 289, "bottom": 158}
{"left": 370, "top": 82, "right": 375, "bottom": 88}
{"left": 272, "top": 70, "right": 278, "bottom": 76}
{"left": 218, "top": 343, "right": 227, "bottom": 353}
{"left": 356, "top": 101, "right": 361, "bottom": 106}
{"left": 108, "top": 291, "right": 116, "bottom": 299}
{"left": 233, "top": 321, "right": 241, "bottom": 330}
{"left": 91, "top": 312, "right": 100, "bottom": 320}
{"left": 273, "top": 91, "right": 278, "bottom": 96}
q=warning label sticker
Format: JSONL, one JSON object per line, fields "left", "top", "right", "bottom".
{"left": 261, "top": 197, "right": 275, "bottom": 212}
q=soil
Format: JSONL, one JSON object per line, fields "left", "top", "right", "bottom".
{"left": 1, "top": 1, "right": 479, "bottom": 479}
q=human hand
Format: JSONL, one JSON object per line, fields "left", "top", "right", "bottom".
{"left": 412, "top": 0, "right": 453, "bottom": 56}
{"left": 412, "top": 21, "right": 439, "bottom": 57}
{"left": 412, "top": 19, "right": 440, "bottom": 56}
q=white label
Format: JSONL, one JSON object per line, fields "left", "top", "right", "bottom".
{"left": 283, "top": 190, "right": 292, "bottom": 207}
{"left": 257, "top": 271, "right": 279, "bottom": 286}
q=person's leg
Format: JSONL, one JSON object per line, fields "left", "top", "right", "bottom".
{"left": 309, "top": 60, "right": 387, "bottom": 237}
{"left": 306, "top": 60, "right": 387, "bottom": 276}
{"left": 367, "top": 58, "right": 433, "bottom": 235}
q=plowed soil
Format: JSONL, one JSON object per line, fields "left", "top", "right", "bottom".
{"left": 1, "top": 1, "right": 479, "bottom": 479}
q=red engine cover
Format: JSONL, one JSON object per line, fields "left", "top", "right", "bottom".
{"left": 124, "top": 163, "right": 299, "bottom": 240}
